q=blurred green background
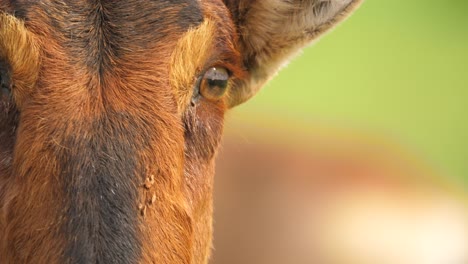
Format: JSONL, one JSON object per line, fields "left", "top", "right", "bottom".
{"left": 228, "top": 0, "right": 468, "bottom": 184}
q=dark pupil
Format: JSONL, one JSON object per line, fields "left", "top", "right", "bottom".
{"left": 206, "top": 70, "right": 228, "bottom": 89}
{"left": 207, "top": 78, "right": 228, "bottom": 90}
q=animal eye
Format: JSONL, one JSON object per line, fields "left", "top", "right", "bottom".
{"left": 199, "top": 67, "right": 229, "bottom": 101}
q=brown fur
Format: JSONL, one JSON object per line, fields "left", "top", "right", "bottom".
{"left": 0, "top": 13, "right": 40, "bottom": 108}
{"left": 171, "top": 20, "right": 218, "bottom": 113}
{"left": 0, "top": 1, "right": 363, "bottom": 263}
{"left": 170, "top": 18, "right": 244, "bottom": 114}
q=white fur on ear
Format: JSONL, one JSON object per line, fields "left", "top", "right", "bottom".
{"left": 311, "top": 0, "right": 356, "bottom": 26}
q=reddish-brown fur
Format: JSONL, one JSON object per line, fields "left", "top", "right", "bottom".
{"left": 0, "top": 1, "right": 368, "bottom": 263}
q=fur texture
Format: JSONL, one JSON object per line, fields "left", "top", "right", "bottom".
{"left": 0, "top": 0, "right": 362, "bottom": 263}
{"left": 223, "top": 0, "right": 364, "bottom": 107}
{"left": 0, "top": 13, "right": 40, "bottom": 108}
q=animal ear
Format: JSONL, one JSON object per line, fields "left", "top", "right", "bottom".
{"left": 224, "top": 0, "right": 363, "bottom": 107}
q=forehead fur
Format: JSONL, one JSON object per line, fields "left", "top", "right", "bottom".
{"left": 170, "top": 17, "right": 244, "bottom": 113}
{"left": 170, "top": 19, "right": 217, "bottom": 113}
{"left": 0, "top": 13, "right": 40, "bottom": 107}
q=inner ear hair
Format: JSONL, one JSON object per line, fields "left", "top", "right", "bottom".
{"left": 0, "top": 12, "right": 40, "bottom": 107}
{"left": 225, "top": 0, "right": 363, "bottom": 107}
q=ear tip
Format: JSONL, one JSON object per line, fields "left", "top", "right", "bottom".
{"left": 226, "top": 0, "right": 365, "bottom": 108}
{"left": 330, "top": 0, "right": 365, "bottom": 29}
{"left": 347, "top": 0, "right": 365, "bottom": 11}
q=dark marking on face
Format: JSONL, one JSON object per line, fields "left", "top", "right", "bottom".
{"left": 0, "top": 57, "right": 17, "bottom": 203}
{"left": 0, "top": 56, "right": 15, "bottom": 147}
{"left": 0, "top": 58, "right": 12, "bottom": 100}
{"left": 183, "top": 100, "right": 225, "bottom": 162}
{"left": 60, "top": 112, "right": 147, "bottom": 264}
{"left": 28, "top": 0, "right": 204, "bottom": 79}
{"left": 178, "top": 1, "right": 204, "bottom": 29}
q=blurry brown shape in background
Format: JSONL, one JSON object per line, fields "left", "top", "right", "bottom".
{"left": 211, "top": 128, "right": 468, "bottom": 264}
